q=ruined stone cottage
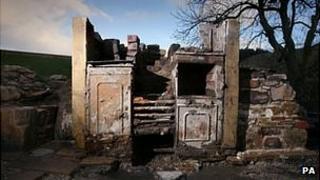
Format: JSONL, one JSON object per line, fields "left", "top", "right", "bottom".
{"left": 0, "top": 17, "right": 309, "bottom": 164}
{"left": 71, "top": 17, "right": 309, "bottom": 162}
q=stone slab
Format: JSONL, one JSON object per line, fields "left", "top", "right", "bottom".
{"left": 1, "top": 152, "right": 23, "bottom": 161}
{"left": 6, "top": 170, "right": 45, "bottom": 180}
{"left": 9, "top": 157, "right": 79, "bottom": 175}
{"left": 154, "top": 171, "right": 186, "bottom": 180}
{"left": 31, "top": 148, "right": 54, "bottom": 157}
{"left": 80, "top": 156, "right": 117, "bottom": 166}
{"left": 56, "top": 147, "right": 86, "bottom": 160}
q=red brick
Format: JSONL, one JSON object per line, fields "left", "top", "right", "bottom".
{"left": 294, "top": 121, "right": 309, "bottom": 129}
{"left": 249, "top": 79, "right": 260, "bottom": 88}
{"left": 271, "top": 116, "right": 286, "bottom": 121}
{"left": 127, "top": 35, "right": 139, "bottom": 43}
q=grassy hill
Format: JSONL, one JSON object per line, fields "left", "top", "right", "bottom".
{"left": 0, "top": 50, "right": 71, "bottom": 78}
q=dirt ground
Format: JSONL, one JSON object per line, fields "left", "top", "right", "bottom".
{"left": 1, "top": 141, "right": 319, "bottom": 180}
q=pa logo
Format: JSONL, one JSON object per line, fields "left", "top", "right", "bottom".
{"left": 301, "top": 166, "right": 316, "bottom": 175}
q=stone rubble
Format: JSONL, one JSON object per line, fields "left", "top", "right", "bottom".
{"left": 1, "top": 65, "right": 50, "bottom": 101}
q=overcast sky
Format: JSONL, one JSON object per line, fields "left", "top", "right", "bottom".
{"left": 0, "top": 0, "right": 185, "bottom": 55}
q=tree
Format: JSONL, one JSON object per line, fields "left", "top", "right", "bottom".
{"left": 174, "top": 0, "right": 320, "bottom": 110}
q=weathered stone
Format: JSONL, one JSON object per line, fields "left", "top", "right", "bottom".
{"left": 263, "top": 79, "right": 279, "bottom": 87}
{"left": 126, "top": 56, "right": 135, "bottom": 61}
{"left": 160, "top": 49, "right": 166, "bottom": 57}
{"left": 1, "top": 65, "right": 50, "bottom": 101}
{"left": 281, "top": 101, "right": 300, "bottom": 116}
{"left": 246, "top": 126, "right": 263, "bottom": 149}
{"left": 126, "top": 50, "right": 138, "bottom": 57}
{"left": 294, "top": 121, "right": 309, "bottom": 129}
{"left": 271, "top": 116, "right": 286, "bottom": 121}
{"left": 261, "top": 127, "right": 282, "bottom": 136}
{"left": 1, "top": 152, "right": 23, "bottom": 161}
{"left": 10, "top": 157, "right": 79, "bottom": 175}
{"left": 248, "top": 107, "right": 264, "bottom": 119}
{"left": 127, "top": 42, "right": 139, "bottom": 51}
{"left": 41, "top": 174, "right": 71, "bottom": 180}
{"left": 263, "top": 136, "right": 282, "bottom": 149}
{"left": 79, "top": 165, "right": 114, "bottom": 177}
{"left": 267, "top": 74, "right": 287, "bottom": 81}
{"left": 282, "top": 128, "right": 307, "bottom": 148}
{"left": 139, "top": 43, "right": 146, "bottom": 51}
{"left": 49, "top": 74, "right": 67, "bottom": 81}
{"left": 127, "top": 35, "right": 140, "bottom": 43}
{"left": 6, "top": 170, "right": 45, "bottom": 180}
{"left": 167, "top": 44, "right": 180, "bottom": 57}
{"left": 271, "top": 84, "right": 295, "bottom": 101}
{"left": 226, "top": 156, "right": 246, "bottom": 165}
{"left": 249, "top": 79, "right": 260, "bottom": 88}
{"left": 56, "top": 147, "right": 86, "bottom": 160}
{"left": 1, "top": 105, "right": 57, "bottom": 150}
{"left": 80, "top": 156, "right": 118, "bottom": 166}
{"left": 154, "top": 171, "right": 186, "bottom": 180}
{"left": 250, "top": 91, "right": 269, "bottom": 104}
{"left": 268, "top": 104, "right": 283, "bottom": 116}
{"left": 251, "top": 71, "right": 266, "bottom": 79}
{"left": 54, "top": 81, "right": 72, "bottom": 139}
{"left": 0, "top": 86, "right": 21, "bottom": 101}
{"left": 31, "top": 148, "right": 54, "bottom": 157}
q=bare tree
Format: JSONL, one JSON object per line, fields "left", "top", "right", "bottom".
{"left": 174, "top": 0, "right": 320, "bottom": 105}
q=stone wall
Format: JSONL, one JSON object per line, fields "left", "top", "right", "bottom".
{"left": 1, "top": 65, "right": 59, "bottom": 150}
{"left": 238, "top": 68, "right": 308, "bottom": 150}
{"left": 1, "top": 105, "right": 57, "bottom": 150}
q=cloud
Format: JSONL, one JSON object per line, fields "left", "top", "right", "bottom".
{"left": 0, "top": 0, "right": 112, "bottom": 55}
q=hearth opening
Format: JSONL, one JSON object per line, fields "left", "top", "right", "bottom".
{"left": 177, "top": 63, "right": 214, "bottom": 96}
{"left": 132, "top": 134, "right": 174, "bottom": 165}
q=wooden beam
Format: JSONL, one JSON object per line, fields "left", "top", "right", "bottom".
{"left": 72, "top": 17, "right": 88, "bottom": 148}
{"left": 222, "top": 19, "right": 240, "bottom": 148}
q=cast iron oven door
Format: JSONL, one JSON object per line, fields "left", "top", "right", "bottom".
{"left": 87, "top": 65, "right": 132, "bottom": 136}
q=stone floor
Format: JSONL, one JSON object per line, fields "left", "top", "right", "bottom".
{"left": 1, "top": 140, "right": 319, "bottom": 180}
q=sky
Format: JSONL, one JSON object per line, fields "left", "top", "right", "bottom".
{"left": 0, "top": 0, "right": 185, "bottom": 55}
{"left": 1, "top": 0, "right": 318, "bottom": 56}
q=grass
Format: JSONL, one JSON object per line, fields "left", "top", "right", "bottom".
{"left": 0, "top": 50, "right": 71, "bottom": 79}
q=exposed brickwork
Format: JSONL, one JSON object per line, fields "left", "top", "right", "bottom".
{"left": 239, "top": 69, "right": 308, "bottom": 150}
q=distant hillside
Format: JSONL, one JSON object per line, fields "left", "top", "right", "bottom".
{"left": 0, "top": 49, "right": 71, "bottom": 78}
{"left": 240, "top": 44, "right": 319, "bottom": 73}
{"left": 240, "top": 48, "right": 270, "bottom": 62}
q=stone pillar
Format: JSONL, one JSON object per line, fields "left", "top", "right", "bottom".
{"left": 199, "top": 22, "right": 226, "bottom": 52}
{"left": 126, "top": 35, "right": 140, "bottom": 62}
{"left": 72, "top": 17, "right": 88, "bottom": 148}
{"left": 222, "top": 19, "right": 240, "bottom": 149}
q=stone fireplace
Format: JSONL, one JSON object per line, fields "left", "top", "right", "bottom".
{"left": 171, "top": 21, "right": 240, "bottom": 159}
{"left": 173, "top": 52, "right": 224, "bottom": 153}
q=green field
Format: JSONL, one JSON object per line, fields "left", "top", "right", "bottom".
{"left": 1, "top": 50, "right": 71, "bottom": 79}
